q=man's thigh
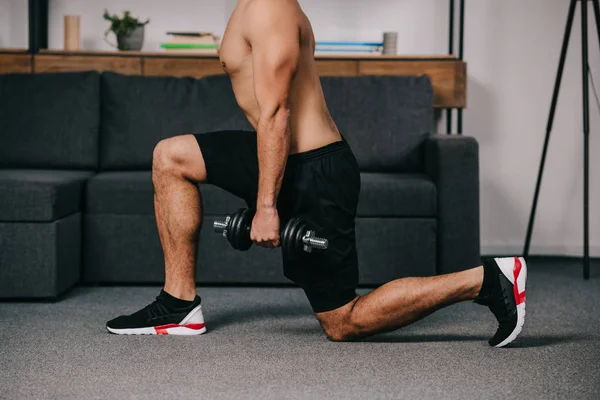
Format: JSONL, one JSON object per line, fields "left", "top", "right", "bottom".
{"left": 278, "top": 141, "right": 361, "bottom": 313}
{"left": 194, "top": 130, "right": 259, "bottom": 207}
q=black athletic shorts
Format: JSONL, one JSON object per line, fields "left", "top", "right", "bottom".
{"left": 195, "top": 130, "right": 361, "bottom": 313}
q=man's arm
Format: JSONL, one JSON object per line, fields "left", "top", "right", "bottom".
{"left": 247, "top": 1, "right": 300, "bottom": 209}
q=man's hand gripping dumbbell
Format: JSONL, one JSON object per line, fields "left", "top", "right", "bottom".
{"left": 213, "top": 208, "right": 328, "bottom": 256}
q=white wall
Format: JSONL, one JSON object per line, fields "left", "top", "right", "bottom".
{"left": 45, "top": 0, "right": 233, "bottom": 51}
{"left": 1, "top": 0, "right": 599, "bottom": 257}
{"left": 0, "top": 0, "right": 28, "bottom": 48}
{"left": 466, "top": 0, "right": 600, "bottom": 256}
{"left": 41, "top": 0, "right": 448, "bottom": 53}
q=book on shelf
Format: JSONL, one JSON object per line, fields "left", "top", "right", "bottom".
{"left": 160, "top": 38, "right": 219, "bottom": 54}
{"left": 160, "top": 49, "right": 219, "bottom": 55}
{"left": 315, "top": 51, "right": 383, "bottom": 56}
{"left": 162, "top": 31, "right": 220, "bottom": 51}
{"left": 166, "top": 31, "right": 214, "bottom": 37}
{"left": 316, "top": 47, "right": 382, "bottom": 53}
{"left": 315, "top": 41, "right": 383, "bottom": 55}
{"left": 316, "top": 41, "right": 383, "bottom": 47}
{"left": 317, "top": 45, "right": 382, "bottom": 50}
{"left": 160, "top": 43, "right": 217, "bottom": 49}
{"left": 164, "top": 36, "right": 217, "bottom": 45}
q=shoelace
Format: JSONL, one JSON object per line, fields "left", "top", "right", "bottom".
{"left": 144, "top": 298, "right": 171, "bottom": 320}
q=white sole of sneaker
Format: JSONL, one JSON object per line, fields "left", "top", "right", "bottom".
{"left": 107, "top": 304, "right": 207, "bottom": 335}
{"left": 106, "top": 323, "right": 207, "bottom": 336}
{"left": 494, "top": 257, "right": 527, "bottom": 348}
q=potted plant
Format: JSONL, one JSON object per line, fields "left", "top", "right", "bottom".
{"left": 103, "top": 10, "right": 149, "bottom": 51}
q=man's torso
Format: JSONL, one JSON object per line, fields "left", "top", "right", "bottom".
{"left": 219, "top": 0, "right": 341, "bottom": 154}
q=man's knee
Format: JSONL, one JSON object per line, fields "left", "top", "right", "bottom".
{"left": 323, "top": 317, "right": 364, "bottom": 342}
{"left": 152, "top": 135, "right": 206, "bottom": 181}
{"left": 153, "top": 137, "right": 182, "bottom": 173}
{"left": 319, "top": 298, "right": 366, "bottom": 342}
{"left": 324, "top": 326, "right": 353, "bottom": 342}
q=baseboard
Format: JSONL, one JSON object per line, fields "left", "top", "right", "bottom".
{"left": 482, "top": 243, "right": 600, "bottom": 258}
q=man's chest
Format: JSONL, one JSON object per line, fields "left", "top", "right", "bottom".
{"left": 219, "top": 11, "right": 252, "bottom": 76}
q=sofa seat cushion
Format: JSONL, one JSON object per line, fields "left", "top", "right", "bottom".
{"left": 357, "top": 173, "right": 436, "bottom": 217}
{"left": 0, "top": 170, "right": 93, "bottom": 222}
{"left": 85, "top": 172, "right": 246, "bottom": 216}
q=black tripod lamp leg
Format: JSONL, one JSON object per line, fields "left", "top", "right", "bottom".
{"left": 581, "top": 0, "right": 590, "bottom": 280}
{"left": 592, "top": 0, "right": 600, "bottom": 50}
{"left": 523, "top": 0, "right": 577, "bottom": 257}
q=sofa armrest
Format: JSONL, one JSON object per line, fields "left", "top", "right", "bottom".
{"left": 425, "top": 134, "right": 480, "bottom": 274}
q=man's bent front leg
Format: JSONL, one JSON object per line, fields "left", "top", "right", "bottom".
{"left": 153, "top": 134, "right": 207, "bottom": 301}
{"left": 317, "top": 267, "right": 484, "bottom": 341}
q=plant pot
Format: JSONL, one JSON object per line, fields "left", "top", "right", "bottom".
{"left": 117, "top": 26, "right": 144, "bottom": 51}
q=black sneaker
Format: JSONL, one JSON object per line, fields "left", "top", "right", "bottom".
{"left": 106, "top": 291, "right": 206, "bottom": 335}
{"left": 475, "top": 257, "right": 527, "bottom": 347}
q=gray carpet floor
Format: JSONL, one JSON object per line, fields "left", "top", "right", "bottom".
{"left": 1, "top": 259, "right": 599, "bottom": 399}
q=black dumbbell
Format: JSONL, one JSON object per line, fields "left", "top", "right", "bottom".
{"left": 213, "top": 209, "right": 328, "bottom": 255}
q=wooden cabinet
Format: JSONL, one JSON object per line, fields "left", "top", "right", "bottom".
{"left": 0, "top": 50, "right": 467, "bottom": 108}
{"left": 315, "top": 60, "right": 358, "bottom": 77}
{"left": 359, "top": 60, "right": 466, "bottom": 108}
{"left": 0, "top": 52, "right": 32, "bottom": 74}
{"left": 34, "top": 55, "right": 142, "bottom": 75}
{"left": 143, "top": 58, "right": 224, "bottom": 79}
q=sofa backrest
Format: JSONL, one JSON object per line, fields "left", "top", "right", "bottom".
{"left": 322, "top": 75, "right": 433, "bottom": 172}
{"left": 99, "top": 72, "right": 433, "bottom": 171}
{"left": 0, "top": 71, "right": 100, "bottom": 169}
{"left": 99, "top": 72, "right": 252, "bottom": 170}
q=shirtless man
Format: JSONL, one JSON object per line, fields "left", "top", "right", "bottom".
{"left": 107, "top": 0, "right": 527, "bottom": 347}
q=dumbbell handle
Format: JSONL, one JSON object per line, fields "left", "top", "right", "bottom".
{"left": 214, "top": 215, "right": 250, "bottom": 236}
{"left": 302, "top": 230, "right": 328, "bottom": 252}
{"left": 214, "top": 216, "right": 230, "bottom": 236}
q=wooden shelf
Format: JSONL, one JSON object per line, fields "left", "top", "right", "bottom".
{"left": 34, "top": 54, "right": 143, "bottom": 75}
{"left": 36, "top": 49, "right": 457, "bottom": 60}
{"left": 0, "top": 52, "right": 32, "bottom": 74}
{"left": 0, "top": 48, "right": 29, "bottom": 53}
{"left": 0, "top": 49, "right": 467, "bottom": 108}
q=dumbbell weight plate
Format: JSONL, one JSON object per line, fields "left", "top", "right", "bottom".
{"left": 281, "top": 217, "right": 307, "bottom": 259}
{"left": 227, "top": 208, "right": 254, "bottom": 251}
{"left": 280, "top": 217, "right": 294, "bottom": 254}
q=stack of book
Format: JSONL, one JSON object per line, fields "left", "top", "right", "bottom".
{"left": 160, "top": 32, "right": 219, "bottom": 54}
{"left": 315, "top": 41, "right": 383, "bottom": 56}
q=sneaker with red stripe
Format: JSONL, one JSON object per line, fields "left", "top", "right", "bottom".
{"left": 106, "top": 292, "right": 206, "bottom": 336}
{"left": 475, "top": 257, "right": 527, "bottom": 347}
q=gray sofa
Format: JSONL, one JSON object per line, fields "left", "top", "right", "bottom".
{"left": 0, "top": 71, "right": 480, "bottom": 299}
